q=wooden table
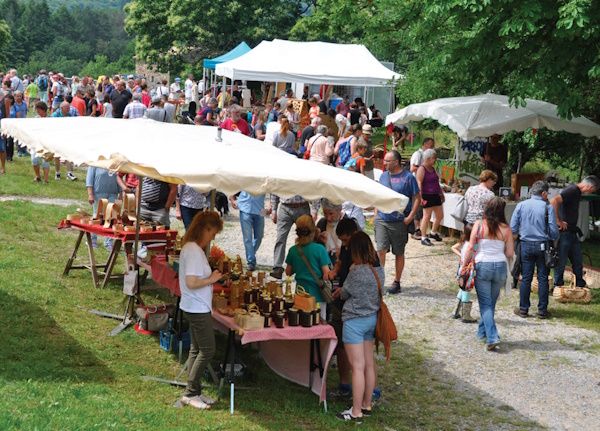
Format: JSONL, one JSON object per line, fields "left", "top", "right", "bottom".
{"left": 59, "top": 220, "right": 178, "bottom": 288}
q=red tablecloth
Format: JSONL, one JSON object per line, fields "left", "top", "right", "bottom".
{"left": 212, "top": 312, "right": 336, "bottom": 403}
{"left": 59, "top": 220, "right": 178, "bottom": 242}
{"left": 150, "top": 256, "right": 229, "bottom": 297}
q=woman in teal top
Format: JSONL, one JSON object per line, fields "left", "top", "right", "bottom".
{"left": 285, "top": 214, "right": 331, "bottom": 319}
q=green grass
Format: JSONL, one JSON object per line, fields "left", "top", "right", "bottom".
{"left": 0, "top": 156, "right": 552, "bottom": 430}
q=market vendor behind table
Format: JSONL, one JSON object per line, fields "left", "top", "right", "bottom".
{"left": 479, "top": 134, "right": 507, "bottom": 192}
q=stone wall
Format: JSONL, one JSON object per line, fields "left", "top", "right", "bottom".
{"left": 135, "top": 60, "right": 170, "bottom": 89}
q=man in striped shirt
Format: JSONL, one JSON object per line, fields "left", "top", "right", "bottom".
{"left": 138, "top": 177, "right": 177, "bottom": 228}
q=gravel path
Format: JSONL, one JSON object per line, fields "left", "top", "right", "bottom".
{"left": 204, "top": 204, "right": 600, "bottom": 431}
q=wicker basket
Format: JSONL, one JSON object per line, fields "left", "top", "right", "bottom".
{"left": 563, "top": 254, "right": 600, "bottom": 289}
{"left": 531, "top": 276, "right": 554, "bottom": 294}
{"left": 552, "top": 286, "right": 592, "bottom": 303}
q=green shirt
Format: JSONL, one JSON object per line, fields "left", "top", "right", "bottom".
{"left": 285, "top": 242, "right": 331, "bottom": 303}
{"left": 27, "top": 83, "right": 39, "bottom": 99}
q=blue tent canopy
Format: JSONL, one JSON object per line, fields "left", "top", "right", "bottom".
{"left": 203, "top": 42, "right": 251, "bottom": 70}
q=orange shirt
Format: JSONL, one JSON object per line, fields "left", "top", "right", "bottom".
{"left": 71, "top": 97, "right": 86, "bottom": 116}
{"left": 350, "top": 153, "right": 366, "bottom": 170}
{"left": 309, "top": 105, "right": 319, "bottom": 119}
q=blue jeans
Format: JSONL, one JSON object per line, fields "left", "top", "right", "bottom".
{"left": 180, "top": 205, "right": 203, "bottom": 230}
{"left": 240, "top": 211, "right": 264, "bottom": 266}
{"left": 554, "top": 231, "right": 585, "bottom": 287}
{"left": 475, "top": 261, "right": 506, "bottom": 345}
{"left": 519, "top": 241, "right": 550, "bottom": 313}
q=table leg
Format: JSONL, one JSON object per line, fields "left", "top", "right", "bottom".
{"left": 85, "top": 232, "right": 100, "bottom": 288}
{"left": 221, "top": 329, "right": 236, "bottom": 414}
{"left": 63, "top": 231, "right": 84, "bottom": 276}
{"left": 101, "top": 240, "right": 122, "bottom": 288}
{"left": 309, "top": 339, "right": 314, "bottom": 393}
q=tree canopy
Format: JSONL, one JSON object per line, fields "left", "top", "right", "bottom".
{"left": 1, "top": 0, "right": 134, "bottom": 77}
{"left": 125, "top": 0, "right": 309, "bottom": 74}
{"left": 293, "top": 0, "right": 600, "bottom": 176}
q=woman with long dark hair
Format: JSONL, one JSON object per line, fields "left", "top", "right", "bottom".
{"left": 462, "top": 198, "right": 514, "bottom": 351}
{"left": 336, "top": 231, "right": 384, "bottom": 423}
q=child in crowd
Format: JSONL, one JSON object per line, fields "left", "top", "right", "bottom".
{"left": 343, "top": 139, "right": 367, "bottom": 175}
{"left": 451, "top": 223, "right": 477, "bottom": 323}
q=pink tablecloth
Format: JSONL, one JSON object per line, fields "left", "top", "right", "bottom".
{"left": 212, "top": 312, "right": 337, "bottom": 403}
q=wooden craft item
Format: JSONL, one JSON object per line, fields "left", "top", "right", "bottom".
{"left": 66, "top": 214, "right": 82, "bottom": 221}
{"left": 95, "top": 198, "right": 109, "bottom": 219}
{"left": 122, "top": 193, "right": 136, "bottom": 221}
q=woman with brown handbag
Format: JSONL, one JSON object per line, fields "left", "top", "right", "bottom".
{"left": 336, "top": 232, "right": 384, "bottom": 423}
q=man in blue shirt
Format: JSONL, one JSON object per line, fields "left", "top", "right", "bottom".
{"left": 231, "top": 191, "right": 268, "bottom": 271}
{"left": 510, "top": 181, "right": 559, "bottom": 319}
{"left": 374, "top": 150, "right": 421, "bottom": 294}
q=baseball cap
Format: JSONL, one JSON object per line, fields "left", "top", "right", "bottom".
{"left": 362, "top": 124, "right": 373, "bottom": 135}
{"left": 58, "top": 73, "right": 64, "bottom": 78}
{"left": 52, "top": 74, "right": 60, "bottom": 80}
{"left": 175, "top": 77, "right": 181, "bottom": 82}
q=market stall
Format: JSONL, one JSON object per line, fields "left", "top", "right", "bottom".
{"left": 385, "top": 93, "right": 600, "bottom": 185}
{"left": 150, "top": 256, "right": 336, "bottom": 410}
{"left": 1, "top": 116, "right": 408, "bottom": 411}
{"left": 203, "top": 41, "right": 251, "bottom": 95}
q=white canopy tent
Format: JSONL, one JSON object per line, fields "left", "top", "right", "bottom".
{"left": 385, "top": 93, "right": 600, "bottom": 140}
{"left": 0, "top": 118, "right": 408, "bottom": 213}
{"left": 215, "top": 39, "right": 402, "bottom": 87}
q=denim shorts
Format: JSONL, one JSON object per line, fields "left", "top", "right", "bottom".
{"left": 0, "top": 136, "right": 6, "bottom": 152}
{"left": 31, "top": 152, "right": 50, "bottom": 168}
{"left": 343, "top": 314, "right": 377, "bottom": 344}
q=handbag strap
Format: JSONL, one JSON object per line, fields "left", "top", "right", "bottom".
{"left": 297, "top": 245, "right": 321, "bottom": 285}
{"left": 545, "top": 202, "right": 552, "bottom": 246}
{"left": 369, "top": 265, "right": 383, "bottom": 304}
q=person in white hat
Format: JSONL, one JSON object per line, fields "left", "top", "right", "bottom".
{"left": 358, "top": 124, "right": 375, "bottom": 180}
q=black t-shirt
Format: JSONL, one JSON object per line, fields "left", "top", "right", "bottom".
{"left": 348, "top": 109, "right": 361, "bottom": 125}
{"left": 318, "top": 100, "right": 328, "bottom": 114}
{"left": 559, "top": 184, "right": 582, "bottom": 229}
{"left": 232, "top": 90, "right": 242, "bottom": 102}
{"left": 110, "top": 90, "right": 132, "bottom": 118}
{"left": 86, "top": 98, "right": 99, "bottom": 117}
{"left": 299, "top": 125, "right": 315, "bottom": 147}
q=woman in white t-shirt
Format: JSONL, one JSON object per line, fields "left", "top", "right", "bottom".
{"left": 175, "top": 211, "right": 224, "bottom": 410}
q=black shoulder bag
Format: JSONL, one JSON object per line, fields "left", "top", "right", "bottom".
{"left": 544, "top": 202, "right": 560, "bottom": 268}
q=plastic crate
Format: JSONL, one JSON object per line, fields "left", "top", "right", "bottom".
{"left": 159, "top": 329, "right": 191, "bottom": 352}
{"left": 203, "top": 358, "right": 247, "bottom": 382}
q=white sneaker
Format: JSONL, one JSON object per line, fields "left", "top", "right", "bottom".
{"left": 55, "top": 173, "right": 61, "bottom": 180}
{"left": 67, "top": 172, "right": 77, "bottom": 181}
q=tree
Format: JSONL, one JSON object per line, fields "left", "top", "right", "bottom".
{"left": 125, "top": 0, "right": 307, "bottom": 73}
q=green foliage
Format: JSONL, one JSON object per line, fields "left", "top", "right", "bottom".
{"left": 47, "top": 0, "right": 130, "bottom": 11}
{"left": 1, "top": 0, "right": 133, "bottom": 77}
{"left": 125, "top": 0, "right": 307, "bottom": 74}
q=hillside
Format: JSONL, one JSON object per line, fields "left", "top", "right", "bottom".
{"left": 48, "top": 0, "right": 129, "bottom": 11}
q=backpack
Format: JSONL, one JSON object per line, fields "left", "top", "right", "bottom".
{"left": 343, "top": 154, "right": 362, "bottom": 172}
{"left": 338, "top": 137, "right": 352, "bottom": 167}
{"left": 37, "top": 75, "right": 48, "bottom": 91}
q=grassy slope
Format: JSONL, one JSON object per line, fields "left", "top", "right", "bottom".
{"left": 0, "top": 157, "right": 549, "bottom": 430}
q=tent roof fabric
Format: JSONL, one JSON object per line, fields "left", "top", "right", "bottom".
{"left": 0, "top": 118, "right": 408, "bottom": 214}
{"left": 203, "top": 41, "right": 251, "bottom": 70}
{"left": 386, "top": 93, "right": 600, "bottom": 140}
{"left": 215, "top": 39, "right": 402, "bottom": 86}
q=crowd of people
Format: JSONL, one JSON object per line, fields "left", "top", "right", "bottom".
{"left": 2, "top": 67, "right": 599, "bottom": 422}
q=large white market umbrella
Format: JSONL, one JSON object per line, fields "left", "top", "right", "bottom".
{"left": 386, "top": 93, "right": 600, "bottom": 140}
{"left": 1, "top": 117, "right": 408, "bottom": 213}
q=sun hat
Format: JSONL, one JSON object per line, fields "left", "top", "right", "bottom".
{"left": 362, "top": 124, "right": 373, "bottom": 135}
